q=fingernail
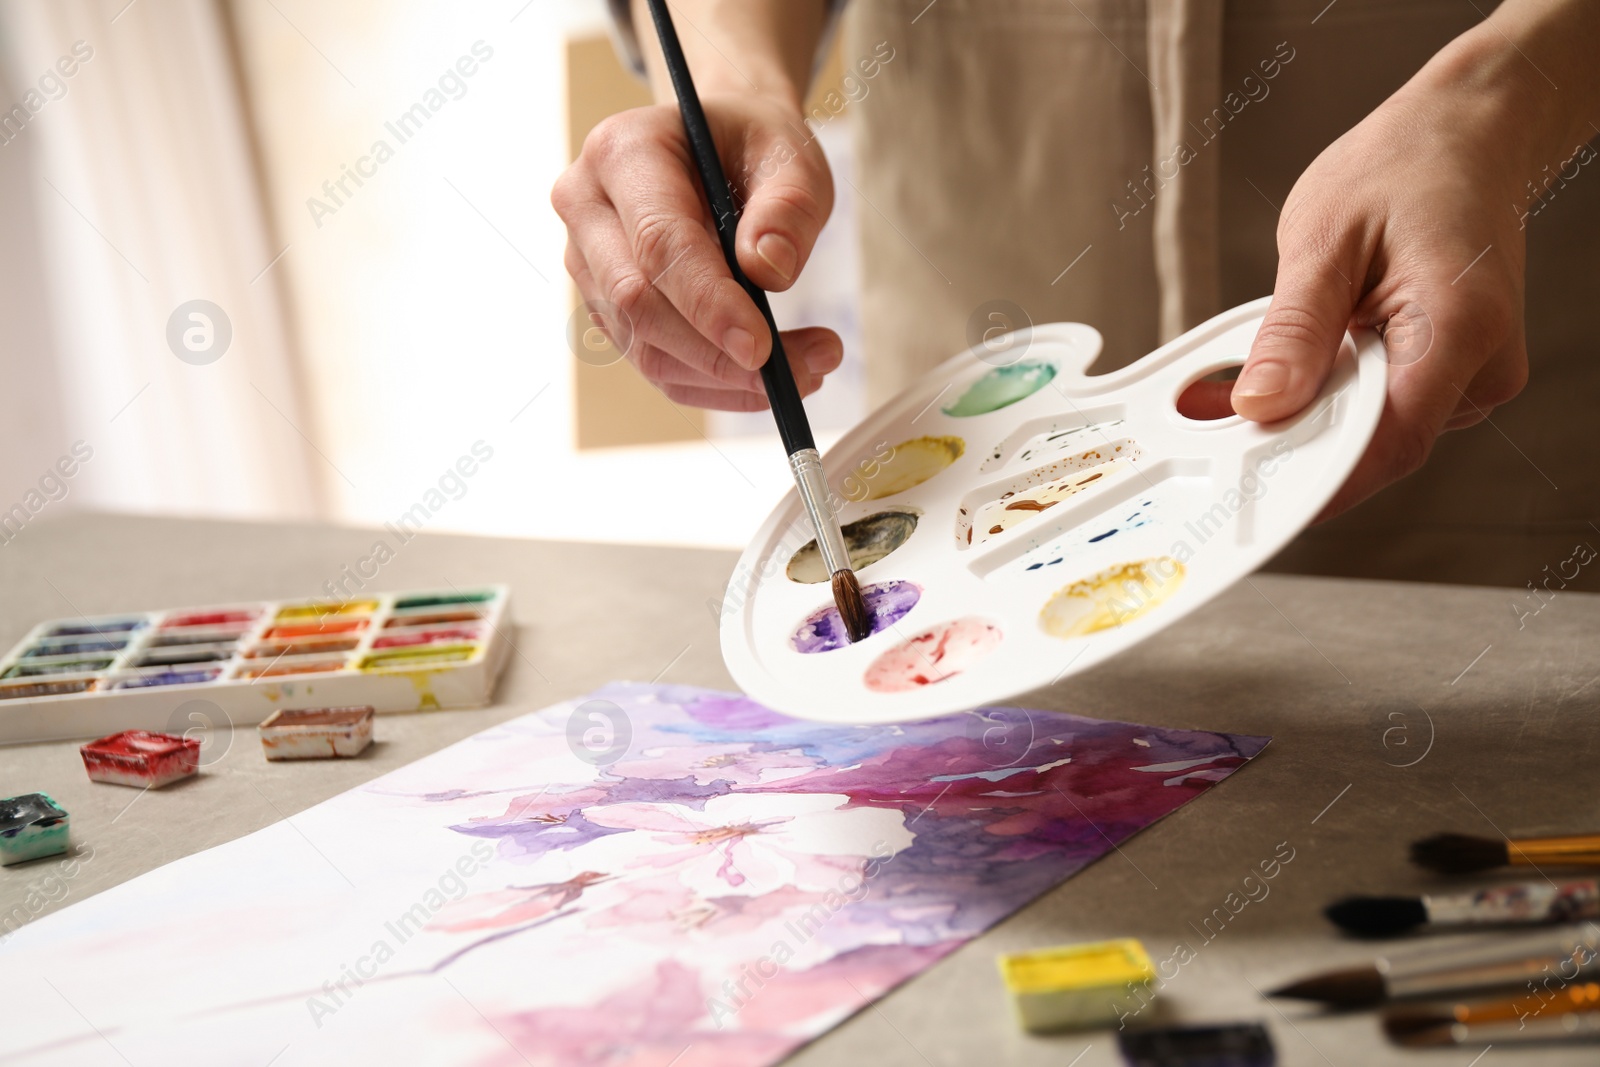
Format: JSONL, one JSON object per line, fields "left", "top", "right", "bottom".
{"left": 755, "top": 233, "right": 796, "bottom": 282}
{"left": 1235, "top": 361, "right": 1290, "bottom": 398}
{"left": 723, "top": 327, "right": 758, "bottom": 368}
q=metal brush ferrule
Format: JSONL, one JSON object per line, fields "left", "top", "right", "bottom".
{"left": 789, "top": 448, "right": 851, "bottom": 576}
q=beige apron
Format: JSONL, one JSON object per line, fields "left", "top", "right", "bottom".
{"left": 844, "top": 0, "right": 1600, "bottom": 592}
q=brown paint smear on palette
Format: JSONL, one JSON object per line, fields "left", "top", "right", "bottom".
{"left": 786, "top": 510, "right": 920, "bottom": 584}
{"left": 957, "top": 441, "right": 1139, "bottom": 546}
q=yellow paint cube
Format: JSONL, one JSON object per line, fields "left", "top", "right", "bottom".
{"left": 998, "top": 938, "right": 1155, "bottom": 1033}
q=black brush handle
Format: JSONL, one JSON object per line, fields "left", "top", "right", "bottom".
{"left": 643, "top": 0, "right": 814, "bottom": 456}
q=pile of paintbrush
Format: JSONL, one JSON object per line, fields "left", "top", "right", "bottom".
{"left": 1270, "top": 828, "right": 1600, "bottom": 1050}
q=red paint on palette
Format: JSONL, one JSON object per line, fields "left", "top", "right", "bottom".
{"left": 80, "top": 730, "right": 201, "bottom": 789}
{"left": 371, "top": 627, "right": 481, "bottom": 649}
{"left": 161, "top": 610, "right": 258, "bottom": 629}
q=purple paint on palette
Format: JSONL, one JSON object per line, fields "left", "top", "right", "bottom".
{"left": 45, "top": 620, "right": 143, "bottom": 637}
{"left": 792, "top": 580, "right": 921, "bottom": 654}
{"left": 115, "top": 669, "right": 222, "bottom": 689}
{"left": 24, "top": 639, "right": 127, "bottom": 657}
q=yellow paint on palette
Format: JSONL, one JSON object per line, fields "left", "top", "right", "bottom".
{"left": 276, "top": 600, "right": 379, "bottom": 620}
{"left": 862, "top": 436, "right": 964, "bottom": 501}
{"left": 998, "top": 938, "right": 1155, "bottom": 1032}
{"left": 1039, "top": 558, "right": 1185, "bottom": 639}
{"left": 358, "top": 644, "right": 478, "bottom": 672}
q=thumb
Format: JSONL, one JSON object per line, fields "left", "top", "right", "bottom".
{"left": 1233, "top": 245, "right": 1361, "bottom": 423}
{"left": 734, "top": 131, "right": 833, "bottom": 293}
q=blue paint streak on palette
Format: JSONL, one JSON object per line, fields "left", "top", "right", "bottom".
{"left": 115, "top": 669, "right": 223, "bottom": 689}
{"left": 1024, "top": 498, "right": 1160, "bottom": 572}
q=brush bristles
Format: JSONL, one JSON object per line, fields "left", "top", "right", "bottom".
{"left": 1325, "top": 896, "right": 1429, "bottom": 937}
{"left": 1410, "top": 832, "right": 1509, "bottom": 874}
{"left": 1269, "top": 965, "right": 1387, "bottom": 1006}
{"left": 831, "top": 569, "right": 872, "bottom": 643}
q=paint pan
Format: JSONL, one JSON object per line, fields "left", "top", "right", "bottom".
{"left": 274, "top": 600, "right": 378, "bottom": 620}
{"left": 45, "top": 619, "right": 144, "bottom": 637}
{"left": 161, "top": 609, "right": 260, "bottom": 629}
{"left": 79, "top": 730, "right": 201, "bottom": 788}
{"left": 0, "top": 586, "right": 514, "bottom": 744}
{"left": 148, "top": 629, "right": 249, "bottom": 648}
{"left": 24, "top": 636, "right": 129, "bottom": 656}
{"left": 113, "top": 669, "right": 222, "bottom": 689}
{"left": 258, "top": 706, "right": 374, "bottom": 760}
{"left": 135, "top": 645, "right": 237, "bottom": 668}
{"left": 0, "top": 679, "right": 93, "bottom": 701}
{"left": 998, "top": 938, "right": 1156, "bottom": 1033}
{"left": 4, "top": 658, "right": 116, "bottom": 678}
{"left": 242, "top": 637, "right": 361, "bottom": 659}
{"left": 264, "top": 618, "right": 369, "bottom": 640}
{"left": 721, "top": 298, "right": 1387, "bottom": 723}
{"left": 393, "top": 592, "right": 494, "bottom": 610}
{"left": 0, "top": 792, "right": 69, "bottom": 865}
{"left": 237, "top": 659, "right": 348, "bottom": 680}
{"left": 370, "top": 626, "right": 482, "bottom": 650}
{"left": 358, "top": 644, "right": 478, "bottom": 671}
{"left": 381, "top": 609, "right": 485, "bottom": 628}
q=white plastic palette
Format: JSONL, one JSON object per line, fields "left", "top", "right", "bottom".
{"left": 721, "top": 298, "right": 1387, "bottom": 724}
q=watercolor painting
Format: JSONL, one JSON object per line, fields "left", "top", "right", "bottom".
{"left": 0, "top": 683, "right": 1267, "bottom": 1066}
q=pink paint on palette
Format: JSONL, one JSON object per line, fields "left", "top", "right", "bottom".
{"left": 0, "top": 682, "right": 1268, "bottom": 1064}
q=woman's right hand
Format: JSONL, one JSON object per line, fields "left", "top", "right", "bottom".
{"left": 552, "top": 95, "right": 840, "bottom": 411}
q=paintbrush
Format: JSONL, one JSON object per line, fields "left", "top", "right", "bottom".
{"left": 1327, "top": 877, "right": 1600, "bottom": 937}
{"left": 641, "top": 0, "right": 870, "bottom": 643}
{"left": 1382, "top": 980, "right": 1600, "bottom": 1039}
{"left": 1269, "top": 925, "right": 1600, "bottom": 1007}
{"left": 1386, "top": 1007, "right": 1600, "bottom": 1047}
{"left": 1411, "top": 831, "right": 1600, "bottom": 874}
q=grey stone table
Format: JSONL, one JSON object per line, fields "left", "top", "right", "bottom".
{"left": 1, "top": 513, "right": 1594, "bottom": 1066}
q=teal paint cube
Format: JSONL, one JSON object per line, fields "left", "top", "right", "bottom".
{"left": 0, "top": 792, "right": 69, "bottom": 865}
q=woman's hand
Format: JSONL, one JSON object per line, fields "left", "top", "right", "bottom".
{"left": 552, "top": 94, "right": 840, "bottom": 411}
{"left": 1223, "top": 9, "right": 1596, "bottom": 520}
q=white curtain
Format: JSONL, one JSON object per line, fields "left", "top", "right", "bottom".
{"left": 0, "top": 0, "right": 322, "bottom": 524}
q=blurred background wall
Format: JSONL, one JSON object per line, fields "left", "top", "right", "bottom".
{"left": 0, "top": 0, "right": 866, "bottom": 549}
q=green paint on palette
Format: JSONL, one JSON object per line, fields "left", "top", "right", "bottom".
{"left": 943, "top": 360, "right": 1057, "bottom": 417}
{"left": 394, "top": 591, "right": 494, "bottom": 611}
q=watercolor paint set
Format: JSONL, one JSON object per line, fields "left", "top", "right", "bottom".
{"left": 0, "top": 586, "right": 513, "bottom": 744}
{"left": 723, "top": 298, "right": 1387, "bottom": 723}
